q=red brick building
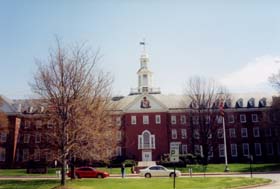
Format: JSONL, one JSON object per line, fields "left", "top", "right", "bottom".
{"left": 0, "top": 49, "right": 280, "bottom": 168}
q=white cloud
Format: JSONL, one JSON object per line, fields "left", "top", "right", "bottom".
{"left": 220, "top": 55, "right": 280, "bottom": 92}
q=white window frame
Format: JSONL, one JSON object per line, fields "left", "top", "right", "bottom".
{"left": 229, "top": 128, "right": 236, "bottom": 138}
{"left": 22, "top": 149, "right": 29, "bottom": 161}
{"left": 181, "top": 129, "right": 187, "bottom": 139}
{"left": 219, "top": 144, "right": 225, "bottom": 157}
{"left": 36, "top": 120, "right": 42, "bottom": 129}
{"left": 192, "top": 116, "right": 199, "bottom": 125}
{"left": 0, "top": 132, "right": 7, "bottom": 143}
{"left": 24, "top": 134, "right": 30, "bottom": 144}
{"left": 171, "top": 115, "right": 177, "bottom": 125}
{"left": 231, "top": 144, "right": 238, "bottom": 157}
{"left": 35, "top": 133, "right": 41, "bottom": 144}
{"left": 47, "top": 120, "right": 53, "bottom": 129}
{"left": 254, "top": 143, "right": 262, "bottom": 156}
{"left": 24, "top": 120, "right": 31, "bottom": 129}
{"left": 216, "top": 115, "right": 223, "bottom": 124}
{"left": 171, "top": 129, "right": 177, "bottom": 139}
{"left": 138, "top": 130, "right": 155, "bottom": 149}
{"left": 34, "top": 149, "right": 40, "bottom": 161}
{"left": 241, "top": 128, "right": 248, "bottom": 138}
{"left": 266, "top": 143, "right": 274, "bottom": 156}
{"left": 143, "top": 115, "right": 149, "bottom": 125}
{"left": 205, "top": 115, "right": 210, "bottom": 124}
{"left": 116, "top": 146, "right": 122, "bottom": 156}
{"left": 182, "top": 144, "right": 188, "bottom": 154}
{"left": 242, "top": 143, "right": 249, "bottom": 157}
{"left": 117, "top": 131, "right": 122, "bottom": 141}
{"left": 240, "top": 114, "right": 247, "bottom": 123}
{"left": 155, "top": 115, "right": 161, "bottom": 124}
{"left": 116, "top": 116, "right": 121, "bottom": 126}
{"left": 253, "top": 127, "right": 260, "bottom": 137}
{"left": 252, "top": 114, "right": 259, "bottom": 123}
{"left": 180, "top": 115, "right": 186, "bottom": 125}
{"left": 193, "top": 129, "right": 200, "bottom": 139}
{"left": 131, "top": 115, "right": 137, "bottom": 125}
{"left": 218, "top": 129, "right": 224, "bottom": 139}
{"left": 228, "top": 114, "right": 235, "bottom": 124}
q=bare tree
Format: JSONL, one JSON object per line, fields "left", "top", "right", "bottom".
{"left": 184, "top": 76, "right": 230, "bottom": 166}
{"left": 30, "top": 39, "right": 118, "bottom": 185}
{"left": 0, "top": 97, "right": 8, "bottom": 127}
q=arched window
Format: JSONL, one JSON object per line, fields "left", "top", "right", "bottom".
{"left": 138, "top": 130, "right": 155, "bottom": 149}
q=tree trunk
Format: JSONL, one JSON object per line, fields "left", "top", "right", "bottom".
{"left": 61, "top": 154, "right": 66, "bottom": 185}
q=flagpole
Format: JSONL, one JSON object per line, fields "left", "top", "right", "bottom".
{"left": 222, "top": 114, "right": 230, "bottom": 172}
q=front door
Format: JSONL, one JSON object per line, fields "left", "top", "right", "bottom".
{"left": 142, "top": 151, "right": 152, "bottom": 161}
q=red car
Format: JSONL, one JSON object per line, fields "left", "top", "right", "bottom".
{"left": 67, "top": 166, "right": 109, "bottom": 178}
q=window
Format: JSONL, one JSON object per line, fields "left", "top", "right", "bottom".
{"left": 0, "top": 132, "right": 7, "bottom": 143}
{"left": 22, "top": 149, "right": 29, "bottom": 161}
{"left": 265, "top": 128, "right": 272, "bottom": 137}
{"left": 229, "top": 128, "right": 236, "bottom": 138}
{"left": 155, "top": 115, "right": 161, "bottom": 124}
{"left": 172, "top": 129, "right": 177, "bottom": 139}
{"left": 138, "top": 130, "right": 155, "bottom": 149}
{"left": 116, "top": 116, "right": 121, "bottom": 126}
{"left": 116, "top": 147, "right": 122, "bottom": 156}
{"left": 254, "top": 143, "right": 262, "bottom": 156}
{"left": 192, "top": 116, "right": 199, "bottom": 125}
{"left": 217, "top": 129, "right": 223, "bottom": 139}
{"left": 240, "top": 114, "right": 246, "bottom": 123}
{"left": 36, "top": 120, "right": 42, "bottom": 129}
{"left": 253, "top": 127, "right": 260, "bottom": 137}
{"left": 252, "top": 114, "right": 259, "bottom": 123}
{"left": 24, "top": 120, "right": 31, "bottom": 129}
{"left": 242, "top": 143, "right": 249, "bottom": 156}
{"left": 208, "top": 146, "right": 213, "bottom": 158}
{"left": 228, "top": 115, "right": 235, "bottom": 124}
{"left": 205, "top": 116, "right": 210, "bottom": 124}
{"left": 181, "top": 129, "right": 187, "bottom": 139}
{"left": 34, "top": 149, "right": 40, "bottom": 161}
{"left": 47, "top": 120, "right": 53, "bottom": 128}
{"left": 180, "top": 115, "right": 186, "bottom": 125}
{"left": 35, "top": 133, "right": 41, "bottom": 143}
{"left": 143, "top": 115, "right": 149, "bottom": 125}
{"left": 0, "top": 148, "right": 6, "bottom": 162}
{"left": 131, "top": 116, "right": 137, "bottom": 125}
{"left": 182, "top": 144, "right": 188, "bottom": 154}
{"left": 117, "top": 131, "right": 122, "bottom": 141}
{"left": 194, "top": 145, "right": 201, "bottom": 156}
{"left": 277, "top": 143, "right": 280, "bottom": 155}
{"left": 231, "top": 144, "right": 238, "bottom": 157}
{"left": 266, "top": 143, "right": 274, "bottom": 155}
{"left": 219, "top": 144, "right": 225, "bottom": 157}
{"left": 171, "top": 115, "right": 176, "bottom": 125}
{"left": 216, "top": 115, "right": 223, "bottom": 124}
{"left": 241, "top": 128, "right": 248, "bottom": 138}
{"left": 23, "top": 134, "right": 30, "bottom": 144}
{"left": 193, "top": 129, "right": 200, "bottom": 139}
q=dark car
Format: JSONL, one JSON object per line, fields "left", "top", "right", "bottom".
{"left": 67, "top": 166, "right": 109, "bottom": 178}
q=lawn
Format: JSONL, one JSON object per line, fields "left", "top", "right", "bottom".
{"left": 0, "top": 177, "right": 271, "bottom": 189}
{"left": 1, "top": 163, "right": 280, "bottom": 177}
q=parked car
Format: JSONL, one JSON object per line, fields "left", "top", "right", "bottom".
{"left": 67, "top": 166, "right": 109, "bottom": 178}
{"left": 139, "top": 165, "right": 181, "bottom": 178}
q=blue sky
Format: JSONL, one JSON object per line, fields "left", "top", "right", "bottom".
{"left": 1, "top": 0, "right": 280, "bottom": 99}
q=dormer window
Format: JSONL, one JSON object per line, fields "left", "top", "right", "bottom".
{"left": 224, "top": 99, "right": 232, "bottom": 108}
{"left": 236, "top": 99, "right": 243, "bottom": 108}
{"left": 259, "top": 98, "right": 267, "bottom": 107}
{"left": 247, "top": 98, "right": 255, "bottom": 108}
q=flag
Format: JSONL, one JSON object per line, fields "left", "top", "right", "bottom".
{"left": 219, "top": 100, "right": 224, "bottom": 116}
{"left": 140, "top": 42, "right": 145, "bottom": 45}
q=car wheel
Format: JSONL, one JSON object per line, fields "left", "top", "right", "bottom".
{"left": 75, "top": 173, "right": 81, "bottom": 179}
{"left": 97, "top": 174, "right": 103, "bottom": 178}
{"left": 169, "top": 173, "right": 176, "bottom": 178}
{"left": 145, "top": 173, "right": 151, "bottom": 178}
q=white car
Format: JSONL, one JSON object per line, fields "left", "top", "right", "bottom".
{"left": 139, "top": 165, "right": 181, "bottom": 178}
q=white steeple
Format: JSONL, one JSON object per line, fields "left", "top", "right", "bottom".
{"left": 129, "top": 40, "right": 160, "bottom": 95}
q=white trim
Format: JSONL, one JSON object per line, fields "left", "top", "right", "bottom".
{"left": 231, "top": 144, "right": 238, "bottom": 157}
{"left": 254, "top": 143, "right": 262, "bottom": 156}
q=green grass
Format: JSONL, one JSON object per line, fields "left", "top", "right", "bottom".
{"left": 1, "top": 163, "right": 280, "bottom": 177}
{"left": 0, "top": 168, "right": 58, "bottom": 176}
{"left": 176, "top": 163, "right": 280, "bottom": 173}
{"left": 0, "top": 177, "right": 271, "bottom": 189}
